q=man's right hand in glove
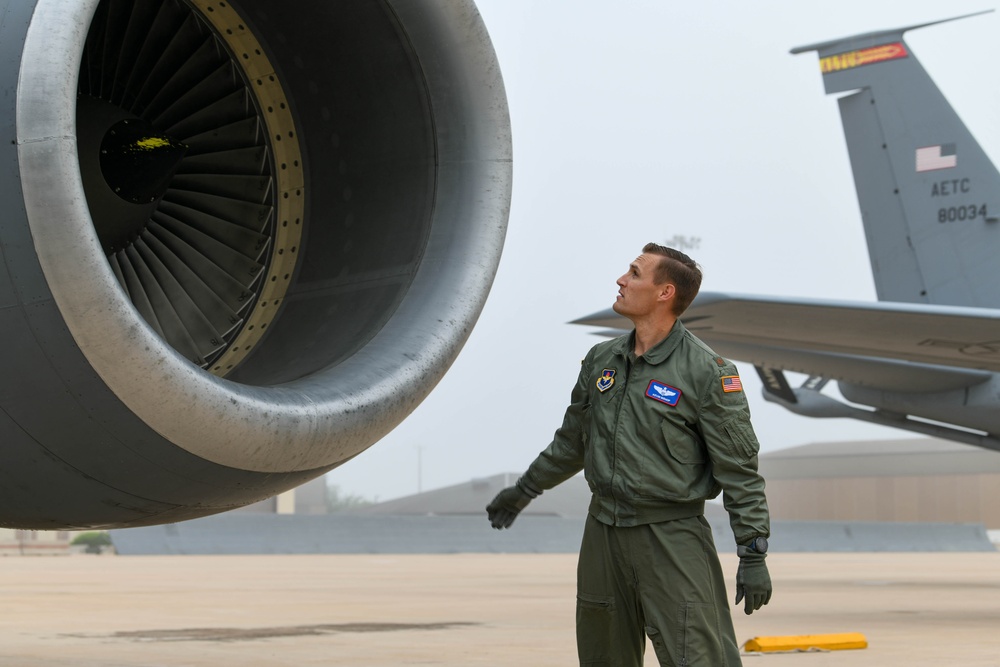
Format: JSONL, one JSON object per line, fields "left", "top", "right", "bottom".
{"left": 486, "top": 476, "right": 541, "bottom": 529}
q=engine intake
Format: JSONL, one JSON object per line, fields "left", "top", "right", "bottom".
{"left": 0, "top": 0, "right": 510, "bottom": 528}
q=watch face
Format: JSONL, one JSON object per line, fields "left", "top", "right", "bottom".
{"left": 753, "top": 537, "right": 769, "bottom": 554}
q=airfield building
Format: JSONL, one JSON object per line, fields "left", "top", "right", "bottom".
{"left": 760, "top": 437, "right": 1000, "bottom": 529}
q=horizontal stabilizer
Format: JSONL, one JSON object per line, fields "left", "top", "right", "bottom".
{"left": 790, "top": 11, "right": 993, "bottom": 98}
{"left": 790, "top": 10, "right": 992, "bottom": 58}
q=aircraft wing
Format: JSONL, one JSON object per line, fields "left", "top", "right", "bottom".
{"left": 573, "top": 292, "right": 1000, "bottom": 393}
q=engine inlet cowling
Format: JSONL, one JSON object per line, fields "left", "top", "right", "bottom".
{"left": 0, "top": 0, "right": 510, "bottom": 529}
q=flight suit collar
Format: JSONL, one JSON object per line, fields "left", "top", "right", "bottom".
{"left": 611, "top": 319, "right": 686, "bottom": 366}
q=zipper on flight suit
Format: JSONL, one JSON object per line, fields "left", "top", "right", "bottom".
{"left": 609, "top": 351, "right": 634, "bottom": 522}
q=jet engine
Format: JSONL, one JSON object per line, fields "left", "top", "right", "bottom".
{"left": 0, "top": 0, "right": 511, "bottom": 528}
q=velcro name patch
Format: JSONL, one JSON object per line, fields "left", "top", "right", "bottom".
{"left": 646, "top": 380, "right": 681, "bottom": 406}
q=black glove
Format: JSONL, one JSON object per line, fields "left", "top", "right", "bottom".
{"left": 486, "top": 476, "right": 541, "bottom": 529}
{"left": 735, "top": 547, "right": 772, "bottom": 615}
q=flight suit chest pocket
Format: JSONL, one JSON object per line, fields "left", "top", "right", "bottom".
{"left": 599, "top": 380, "right": 621, "bottom": 404}
{"left": 637, "top": 418, "right": 707, "bottom": 500}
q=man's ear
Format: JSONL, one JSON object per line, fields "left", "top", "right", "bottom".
{"left": 658, "top": 283, "right": 676, "bottom": 303}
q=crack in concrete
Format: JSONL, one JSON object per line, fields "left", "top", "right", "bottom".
{"left": 67, "top": 621, "right": 480, "bottom": 643}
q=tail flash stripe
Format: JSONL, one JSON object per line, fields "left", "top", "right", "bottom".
{"left": 820, "top": 42, "right": 908, "bottom": 74}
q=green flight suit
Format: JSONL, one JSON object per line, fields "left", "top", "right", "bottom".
{"left": 523, "top": 320, "right": 770, "bottom": 666}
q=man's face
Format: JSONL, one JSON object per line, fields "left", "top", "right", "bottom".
{"left": 613, "top": 253, "right": 671, "bottom": 319}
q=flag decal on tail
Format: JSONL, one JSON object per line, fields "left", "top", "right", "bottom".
{"left": 916, "top": 144, "right": 957, "bottom": 172}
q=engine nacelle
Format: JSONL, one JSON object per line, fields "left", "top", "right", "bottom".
{"left": 0, "top": 0, "right": 510, "bottom": 528}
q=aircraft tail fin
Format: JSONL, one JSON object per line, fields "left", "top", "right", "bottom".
{"left": 793, "top": 11, "right": 1000, "bottom": 307}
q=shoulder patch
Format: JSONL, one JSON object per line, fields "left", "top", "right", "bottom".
{"left": 721, "top": 375, "right": 743, "bottom": 393}
{"left": 715, "top": 357, "right": 726, "bottom": 367}
{"left": 596, "top": 369, "right": 616, "bottom": 393}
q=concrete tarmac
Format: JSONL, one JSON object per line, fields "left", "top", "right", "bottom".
{"left": 1, "top": 552, "right": 999, "bottom": 666}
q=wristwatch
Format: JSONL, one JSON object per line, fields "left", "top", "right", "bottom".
{"left": 738, "top": 536, "right": 768, "bottom": 557}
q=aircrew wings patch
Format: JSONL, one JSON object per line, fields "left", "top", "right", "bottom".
{"left": 646, "top": 380, "right": 681, "bottom": 406}
{"left": 722, "top": 375, "right": 743, "bottom": 393}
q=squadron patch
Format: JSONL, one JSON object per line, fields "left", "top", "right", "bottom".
{"left": 722, "top": 375, "right": 743, "bottom": 393}
{"left": 596, "top": 369, "right": 616, "bottom": 393}
{"left": 645, "top": 380, "right": 681, "bottom": 406}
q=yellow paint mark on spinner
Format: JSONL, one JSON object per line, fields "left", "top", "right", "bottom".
{"left": 133, "top": 137, "right": 171, "bottom": 150}
{"left": 745, "top": 633, "right": 868, "bottom": 652}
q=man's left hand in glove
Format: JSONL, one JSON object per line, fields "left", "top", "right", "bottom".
{"left": 735, "top": 537, "right": 772, "bottom": 615}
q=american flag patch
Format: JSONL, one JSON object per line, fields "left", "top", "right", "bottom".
{"left": 722, "top": 376, "right": 743, "bottom": 393}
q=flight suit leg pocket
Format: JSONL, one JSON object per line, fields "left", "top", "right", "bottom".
{"left": 673, "top": 602, "right": 727, "bottom": 667}
{"left": 577, "top": 592, "right": 616, "bottom": 665}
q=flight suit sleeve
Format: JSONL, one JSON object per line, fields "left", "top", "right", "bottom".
{"left": 697, "top": 362, "right": 770, "bottom": 545}
{"left": 522, "top": 349, "right": 593, "bottom": 491}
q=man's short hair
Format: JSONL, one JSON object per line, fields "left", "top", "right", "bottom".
{"left": 642, "top": 242, "right": 702, "bottom": 315}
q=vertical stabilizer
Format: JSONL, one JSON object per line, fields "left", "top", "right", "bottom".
{"left": 792, "top": 12, "right": 1000, "bottom": 307}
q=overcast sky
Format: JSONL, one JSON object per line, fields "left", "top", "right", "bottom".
{"left": 325, "top": 1, "right": 1000, "bottom": 502}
